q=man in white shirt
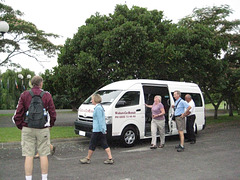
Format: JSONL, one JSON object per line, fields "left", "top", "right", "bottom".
{"left": 185, "top": 94, "right": 196, "bottom": 144}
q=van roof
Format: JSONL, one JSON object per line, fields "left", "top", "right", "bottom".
{"left": 100, "top": 79, "right": 199, "bottom": 91}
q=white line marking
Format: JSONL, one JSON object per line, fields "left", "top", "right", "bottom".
{"left": 121, "top": 147, "right": 150, "bottom": 153}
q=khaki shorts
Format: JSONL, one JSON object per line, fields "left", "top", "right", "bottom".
{"left": 21, "top": 127, "right": 50, "bottom": 157}
{"left": 175, "top": 116, "right": 186, "bottom": 131}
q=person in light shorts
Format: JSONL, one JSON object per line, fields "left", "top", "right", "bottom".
{"left": 172, "top": 90, "right": 191, "bottom": 152}
{"left": 13, "top": 76, "right": 56, "bottom": 180}
{"left": 22, "top": 127, "right": 50, "bottom": 157}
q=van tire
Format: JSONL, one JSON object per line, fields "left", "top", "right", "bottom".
{"left": 121, "top": 126, "right": 137, "bottom": 147}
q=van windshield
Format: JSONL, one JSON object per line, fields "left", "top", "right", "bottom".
{"left": 83, "top": 90, "right": 122, "bottom": 105}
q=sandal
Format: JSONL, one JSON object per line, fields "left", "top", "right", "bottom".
{"left": 50, "top": 146, "right": 56, "bottom": 156}
{"left": 150, "top": 144, "right": 157, "bottom": 149}
{"left": 34, "top": 154, "right": 40, "bottom": 159}
{"left": 158, "top": 144, "right": 165, "bottom": 148}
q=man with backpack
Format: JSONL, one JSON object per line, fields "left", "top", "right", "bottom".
{"left": 13, "top": 76, "right": 56, "bottom": 180}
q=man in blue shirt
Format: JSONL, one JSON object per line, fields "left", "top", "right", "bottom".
{"left": 172, "top": 90, "right": 191, "bottom": 152}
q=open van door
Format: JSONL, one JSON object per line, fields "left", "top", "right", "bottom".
{"left": 143, "top": 84, "right": 171, "bottom": 136}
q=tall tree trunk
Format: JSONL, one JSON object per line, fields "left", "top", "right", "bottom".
{"left": 228, "top": 99, "right": 233, "bottom": 116}
{"left": 214, "top": 105, "right": 218, "bottom": 119}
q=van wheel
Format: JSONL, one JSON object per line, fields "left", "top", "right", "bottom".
{"left": 121, "top": 126, "right": 137, "bottom": 147}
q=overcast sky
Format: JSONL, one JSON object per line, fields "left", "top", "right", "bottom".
{"left": 2, "top": 0, "right": 240, "bottom": 74}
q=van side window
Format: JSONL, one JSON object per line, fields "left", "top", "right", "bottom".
{"left": 116, "top": 91, "right": 140, "bottom": 108}
{"left": 190, "top": 93, "right": 203, "bottom": 107}
{"left": 171, "top": 92, "right": 203, "bottom": 107}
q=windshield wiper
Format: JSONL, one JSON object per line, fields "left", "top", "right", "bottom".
{"left": 83, "top": 102, "right": 92, "bottom": 104}
{"left": 101, "top": 102, "right": 112, "bottom": 105}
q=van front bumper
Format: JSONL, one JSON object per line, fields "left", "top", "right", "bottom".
{"left": 74, "top": 120, "right": 112, "bottom": 139}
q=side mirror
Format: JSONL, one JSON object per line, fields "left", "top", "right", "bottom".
{"left": 115, "top": 100, "right": 126, "bottom": 108}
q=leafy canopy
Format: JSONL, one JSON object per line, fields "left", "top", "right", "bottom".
{"left": 0, "top": 2, "right": 60, "bottom": 67}
{"left": 54, "top": 5, "right": 178, "bottom": 108}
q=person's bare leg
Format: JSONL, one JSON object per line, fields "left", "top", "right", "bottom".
{"left": 179, "top": 131, "right": 184, "bottom": 146}
{"left": 105, "top": 148, "right": 113, "bottom": 159}
{"left": 86, "top": 150, "right": 94, "bottom": 159}
{"left": 50, "top": 144, "right": 53, "bottom": 151}
{"left": 25, "top": 156, "right": 34, "bottom": 176}
{"left": 40, "top": 156, "right": 48, "bottom": 174}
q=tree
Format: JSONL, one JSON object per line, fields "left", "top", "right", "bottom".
{"left": 41, "top": 69, "right": 71, "bottom": 109}
{"left": 0, "top": 68, "right": 34, "bottom": 109}
{"left": 52, "top": 5, "right": 179, "bottom": 109}
{"left": 0, "top": 70, "right": 17, "bottom": 109}
{"left": 43, "top": 4, "right": 240, "bottom": 115}
{"left": 178, "top": 5, "right": 240, "bottom": 118}
{"left": 42, "top": 66, "right": 84, "bottom": 110}
{"left": 222, "top": 37, "right": 240, "bottom": 116}
{"left": 0, "top": 2, "right": 60, "bottom": 67}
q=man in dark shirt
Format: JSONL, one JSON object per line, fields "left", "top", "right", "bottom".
{"left": 13, "top": 76, "right": 56, "bottom": 180}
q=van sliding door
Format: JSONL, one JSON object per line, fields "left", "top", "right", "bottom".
{"left": 142, "top": 84, "right": 171, "bottom": 136}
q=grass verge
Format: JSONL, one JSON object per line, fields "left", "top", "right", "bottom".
{"left": 56, "top": 110, "right": 77, "bottom": 114}
{"left": 0, "top": 126, "right": 79, "bottom": 143}
{"left": 0, "top": 114, "right": 13, "bottom": 117}
{"left": 205, "top": 101, "right": 225, "bottom": 110}
{"left": 206, "top": 114, "right": 240, "bottom": 125}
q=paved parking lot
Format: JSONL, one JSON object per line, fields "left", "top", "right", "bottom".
{"left": 0, "top": 120, "right": 240, "bottom": 180}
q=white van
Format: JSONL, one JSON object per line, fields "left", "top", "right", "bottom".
{"left": 74, "top": 79, "right": 205, "bottom": 147}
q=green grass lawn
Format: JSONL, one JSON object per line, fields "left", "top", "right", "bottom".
{"left": 0, "top": 126, "right": 79, "bottom": 143}
{"left": 205, "top": 101, "right": 225, "bottom": 110}
{"left": 0, "top": 114, "right": 13, "bottom": 117}
{"left": 206, "top": 114, "right": 240, "bottom": 125}
{"left": 56, "top": 110, "right": 77, "bottom": 113}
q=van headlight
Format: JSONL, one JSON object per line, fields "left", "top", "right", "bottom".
{"left": 105, "top": 116, "right": 112, "bottom": 124}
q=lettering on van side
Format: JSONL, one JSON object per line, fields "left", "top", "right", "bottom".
{"left": 115, "top": 111, "right": 136, "bottom": 119}
{"left": 79, "top": 108, "right": 94, "bottom": 113}
{"left": 115, "top": 111, "right": 136, "bottom": 114}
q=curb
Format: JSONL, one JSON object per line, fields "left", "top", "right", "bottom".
{"left": 0, "top": 137, "right": 89, "bottom": 149}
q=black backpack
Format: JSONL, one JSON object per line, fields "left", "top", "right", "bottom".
{"left": 25, "top": 90, "right": 47, "bottom": 128}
